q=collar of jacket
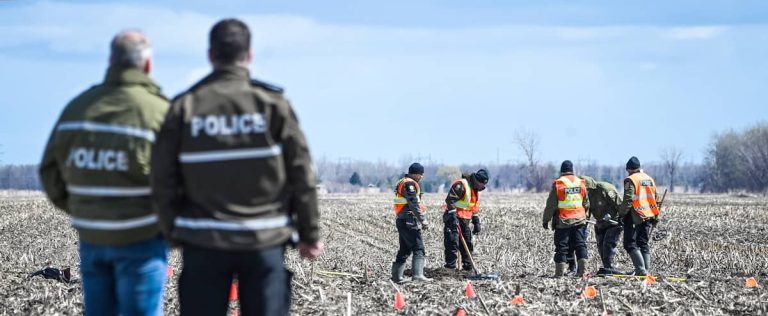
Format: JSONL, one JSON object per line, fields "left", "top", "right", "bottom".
{"left": 210, "top": 65, "right": 250, "bottom": 81}
{"left": 104, "top": 66, "right": 161, "bottom": 94}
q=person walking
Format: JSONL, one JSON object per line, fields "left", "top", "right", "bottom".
{"left": 619, "top": 156, "right": 659, "bottom": 276}
{"left": 542, "top": 160, "right": 590, "bottom": 277}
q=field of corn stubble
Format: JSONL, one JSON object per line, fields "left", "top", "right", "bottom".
{"left": 1, "top": 192, "right": 767, "bottom": 315}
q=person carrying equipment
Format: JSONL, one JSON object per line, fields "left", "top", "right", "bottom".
{"left": 443, "top": 169, "right": 488, "bottom": 271}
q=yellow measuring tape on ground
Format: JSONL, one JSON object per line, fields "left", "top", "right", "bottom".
{"left": 610, "top": 274, "right": 688, "bottom": 282}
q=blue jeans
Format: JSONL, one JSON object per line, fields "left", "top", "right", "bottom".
{"left": 79, "top": 236, "right": 168, "bottom": 316}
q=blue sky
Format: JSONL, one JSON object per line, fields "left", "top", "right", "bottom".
{"left": 1, "top": 1, "right": 767, "bottom": 166}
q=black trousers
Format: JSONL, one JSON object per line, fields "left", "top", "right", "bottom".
{"left": 179, "top": 244, "right": 290, "bottom": 316}
{"left": 394, "top": 218, "right": 425, "bottom": 263}
{"left": 622, "top": 213, "right": 651, "bottom": 254}
{"left": 443, "top": 213, "right": 473, "bottom": 269}
{"left": 566, "top": 224, "right": 589, "bottom": 267}
{"left": 595, "top": 224, "right": 623, "bottom": 269}
{"left": 554, "top": 225, "right": 588, "bottom": 263}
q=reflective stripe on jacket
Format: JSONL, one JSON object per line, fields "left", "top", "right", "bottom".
{"left": 393, "top": 177, "right": 421, "bottom": 215}
{"left": 451, "top": 179, "right": 479, "bottom": 219}
{"left": 627, "top": 171, "right": 659, "bottom": 219}
{"left": 555, "top": 175, "right": 586, "bottom": 221}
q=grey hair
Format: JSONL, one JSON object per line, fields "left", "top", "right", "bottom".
{"left": 109, "top": 30, "right": 152, "bottom": 68}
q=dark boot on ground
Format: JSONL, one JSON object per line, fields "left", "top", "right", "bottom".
{"left": 391, "top": 261, "right": 407, "bottom": 284}
{"left": 642, "top": 252, "right": 651, "bottom": 274}
{"left": 411, "top": 256, "right": 432, "bottom": 282}
{"left": 628, "top": 250, "right": 647, "bottom": 276}
{"left": 576, "top": 258, "right": 588, "bottom": 277}
{"left": 555, "top": 263, "right": 568, "bottom": 277}
{"left": 566, "top": 256, "right": 576, "bottom": 276}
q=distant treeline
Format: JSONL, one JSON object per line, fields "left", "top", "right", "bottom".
{"left": 1, "top": 122, "right": 766, "bottom": 194}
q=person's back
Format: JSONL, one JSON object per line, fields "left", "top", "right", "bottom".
{"left": 39, "top": 30, "right": 169, "bottom": 316}
{"left": 151, "top": 18, "right": 323, "bottom": 316}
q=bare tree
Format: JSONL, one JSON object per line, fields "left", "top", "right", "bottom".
{"left": 513, "top": 130, "right": 548, "bottom": 192}
{"left": 660, "top": 147, "right": 684, "bottom": 192}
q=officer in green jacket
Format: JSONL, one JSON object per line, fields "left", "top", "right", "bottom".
{"left": 151, "top": 19, "right": 322, "bottom": 316}
{"left": 581, "top": 176, "right": 623, "bottom": 275}
{"left": 39, "top": 30, "right": 169, "bottom": 315}
{"left": 618, "top": 156, "right": 660, "bottom": 276}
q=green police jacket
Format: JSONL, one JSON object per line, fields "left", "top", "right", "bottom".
{"left": 151, "top": 66, "right": 320, "bottom": 251}
{"left": 39, "top": 66, "right": 169, "bottom": 246}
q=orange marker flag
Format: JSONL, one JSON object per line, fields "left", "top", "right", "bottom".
{"left": 465, "top": 282, "right": 476, "bottom": 299}
{"left": 394, "top": 291, "right": 406, "bottom": 310}
{"left": 583, "top": 285, "right": 597, "bottom": 299}
{"left": 229, "top": 281, "right": 239, "bottom": 301}
{"left": 166, "top": 266, "right": 174, "bottom": 277}
{"left": 455, "top": 307, "right": 466, "bottom": 316}
{"left": 644, "top": 275, "right": 657, "bottom": 285}
{"left": 510, "top": 295, "right": 524, "bottom": 305}
{"left": 746, "top": 277, "right": 758, "bottom": 288}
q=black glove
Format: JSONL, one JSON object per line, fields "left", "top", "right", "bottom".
{"left": 471, "top": 215, "right": 481, "bottom": 234}
{"left": 542, "top": 221, "right": 549, "bottom": 230}
{"left": 648, "top": 217, "right": 659, "bottom": 226}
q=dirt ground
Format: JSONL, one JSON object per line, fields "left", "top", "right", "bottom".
{"left": 1, "top": 192, "right": 767, "bottom": 315}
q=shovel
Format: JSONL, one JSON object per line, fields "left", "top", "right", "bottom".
{"left": 456, "top": 223, "right": 499, "bottom": 281}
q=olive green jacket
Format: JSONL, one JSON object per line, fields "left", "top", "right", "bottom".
{"left": 39, "top": 66, "right": 169, "bottom": 245}
{"left": 581, "top": 176, "right": 622, "bottom": 228}
{"left": 542, "top": 173, "right": 590, "bottom": 229}
{"left": 151, "top": 66, "right": 319, "bottom": 251}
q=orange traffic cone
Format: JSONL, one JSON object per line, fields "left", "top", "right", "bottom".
{"left": 465, "top": 282, "right": 476, "bottom": 299}
{"left": 229, "top": 281, "right": 239, "bottom": 301}
{"left": 455, "top": 307, "right": 466, "bottom": 316}
{"left": 644, "top": 275, "right": 657, "bottom": 285}
{"left": 394, "top": 291, "right": 406, "bottom": 310}
{"left": 583, "top": 285, "right": 597, "bottom": 299}
{"left": 746, "top": 277, "right": 758, "bottom": 288}
{"left": 510, "top": 295, "right": 524, "bottom": 305}
{"left": 166, "top": 266, "right": 174, "bottom": 277}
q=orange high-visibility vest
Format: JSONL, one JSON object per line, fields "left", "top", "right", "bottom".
{"left": 555, "top": 175, "right": 586, "bottom": 220}
{"left": 627, "top": 171, "right": 659, "bottom": 219}
{"left": 450, "top": 179, "right": 479, "bottom": 219}
{"left": 393, "top": 177, "right": 423, "bottom": 215}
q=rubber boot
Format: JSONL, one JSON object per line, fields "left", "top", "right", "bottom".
{"left": 391, "top": 261, "right": 407, "bottom": 284}
{"left": 555, "top": 263, "right": 568, "bottom": 277}
{"left": 411, "top": 256, "right": 432, "bottom": 282}
{"left": 566, "top": 256, "right": 577, "bottom": 276}
{"left": 628, "top": 250, "right": 647, "bottom": 276}
{"left": 642, "top": 252, "right": 651, "bottom": 274}
{"left": 576, "top": 258, "right": 588, "bottom": 277}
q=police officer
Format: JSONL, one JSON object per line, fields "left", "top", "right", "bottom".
{"left": 39, "top": 30, "right": 170, "bottom": 315}
{"left": 443, "top": 169, "right": 488, "bottom": 271}
{"left": 542, "top": 160, "right": 590, "bottom": 277}
{"left": 618, "top": 156, "right": 659, "bottom": 276}
{"left": 581, "top": 176, "right": 623, "bottom": 276}
{"left": 391, "top": 163, "right": 430, "bottom": 283}
{"left": 151, "top": 19, "right": 322, "bottom": 316}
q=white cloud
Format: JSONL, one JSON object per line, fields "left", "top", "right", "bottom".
{"left": 663, "top": 26, "right": 728, "bottom": 40}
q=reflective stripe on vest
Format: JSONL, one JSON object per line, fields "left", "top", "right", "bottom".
{"left": 179, "top": 145, "right": 282, "bottom": 164}
{"left": 393, "top": 177, "right": 421, "bottom": 215}
{"left": 71, "top": 214, "right": 158, "bottom": 230}
{"left": 451, "top": 179, "right": 478, "bottom": 219}
{"left": 628, "top": 171, "right": 659, "bottom": 219}
{"left": 67, "top": 185, "right": 151, "bottom": 197}
{"left": 57, "top": 121, "right": 155, "bottom": 142}
{"left": 555, "top": 175, "right": 586, "bottom": 220}
{"left": 174, "top": 215, "right": 290, "bottom": 231}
